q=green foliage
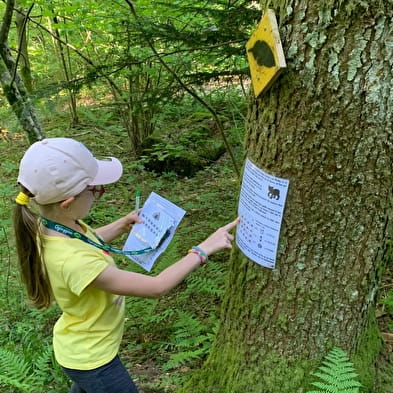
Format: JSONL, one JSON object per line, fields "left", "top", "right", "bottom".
{"left": 307, "top": 347, "right": 363, "bottom": 393}
{"left": 2, "top": 0, "right": 254, "bottom": 151}
{"left": 0, "top": 345, "right": 59, "bottom": 393}
{"left": 185, "top": 266, "right": 225, "bottom": 297}
{"left": 162, "top": 311, "right": 219, "bottom": 371}
{"left": 0, "top": 348, "right": 33, "bottom": 392}
{"left": 380, "top": 291, "right": 393, "bottom": 316}
{"left": 0, "top": 305, "right": 67, "bottom": 392}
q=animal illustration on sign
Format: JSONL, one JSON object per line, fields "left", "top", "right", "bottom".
{"left": 268, "top": 185, "right": 280, "bottom": 200}
{"left": 248, "top": 40, "right": 276, "bottom": 68}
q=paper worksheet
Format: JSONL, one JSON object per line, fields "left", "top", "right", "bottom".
{"left": 123, "top": 192, "right": 186, "bottom": 271}
{"left": 236, "top": 159, "right": 289, "bottom": 269}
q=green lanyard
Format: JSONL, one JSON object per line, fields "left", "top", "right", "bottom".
{"left": 40, "top": 217, "right": 153, "bottom": 256}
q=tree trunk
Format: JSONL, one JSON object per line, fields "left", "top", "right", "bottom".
{"left": 0, "top": 0, "right": 44, "bottom": 143}
{"left": 15, "top": 3, "right": 33, "bottom": 93}
{"left": 0, "top": 47, "right": 44, "bottom": 143}
{"left": 48, "top": 15, "right": 79, "bottom": 127}
{"left": 179, "top": 1, "right": 392, "bottom": 392}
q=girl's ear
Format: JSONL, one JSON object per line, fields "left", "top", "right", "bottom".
{"left": 60, "top": 197, "right": 75, "bottom": 209}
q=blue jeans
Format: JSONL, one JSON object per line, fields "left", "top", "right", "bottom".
{"left": 61, "top": 355, "right": 139, "bottom": 393}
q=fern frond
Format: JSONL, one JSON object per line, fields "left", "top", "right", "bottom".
{"left": 0, "top": 348, "right": 34, "bottom": 392}
{"left": 30, "top": 345, "right": 55, "bottom": 385}
{"left": 161, "top": 310, "right": 216, "bottom": 370}
{"left": 163, "top": 347, "right": 207, "bottom": 370}
{"left": 0, "top": 344, "right": 56, "bottom": 393}
{"left": 185, "top": 272, "right": 224, "bottom": 296}
{"left": 307, "top": 347, "right": 362, "bottom": 393}
{"left": 318, "top": 365, "right": 357, "bottom": 378}
{"left": 0, "top": 375, "right": 33, "bottom": 392}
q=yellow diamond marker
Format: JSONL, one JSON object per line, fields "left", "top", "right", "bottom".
{"left": 246, "top": 9, "right": 286, "bottom": 98}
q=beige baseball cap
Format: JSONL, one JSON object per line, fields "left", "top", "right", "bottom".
{"left": 17, "top": 138, "right": 123, "bottom": 205}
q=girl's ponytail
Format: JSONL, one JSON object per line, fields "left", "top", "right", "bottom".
{"left": 13, "top": 188, "right": 51, "bottom": 309}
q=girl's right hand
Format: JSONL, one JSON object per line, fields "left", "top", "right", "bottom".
{"left": 197, "top": 217, "right": 240, "bottom": 256}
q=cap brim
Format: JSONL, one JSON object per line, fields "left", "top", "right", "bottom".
{"left": 90, "top": 157, "right": 123, "bottom": 185}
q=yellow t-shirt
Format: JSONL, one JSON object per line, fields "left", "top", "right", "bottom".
{"left": 43, "top": 221, "right": 125, "bottom": 370}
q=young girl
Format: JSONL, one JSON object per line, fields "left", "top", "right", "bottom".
{"left": 13, "top": 137, "right": 239, "bottom": 393}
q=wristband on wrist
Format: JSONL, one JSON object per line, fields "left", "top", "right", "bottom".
{"left": 188, "top": 246, "right": 208, "bottom": 265}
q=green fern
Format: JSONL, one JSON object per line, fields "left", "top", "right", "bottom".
{"left": 0, "top": 347, "right": 34, "bottom": 392}
{"left": 162, "top": 310, "right": 218, "bottom": 370}
{"left": 185, "top": 260, "right": 226, "bottom": 296}
{"left": 0, "top": 345, "right": 56, "bottom": 393}
{"left": 30, "top": 345, "right": 57, "bottom": 387}
{"left": 307, "top": 347, "right": 362, "bottom": 393}
{"left": 163, "top": 347, "right": 207, "bottom": 371}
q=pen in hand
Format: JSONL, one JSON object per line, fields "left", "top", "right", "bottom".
{"left": 135, "top": 190, "right": 141, "bottom": 215}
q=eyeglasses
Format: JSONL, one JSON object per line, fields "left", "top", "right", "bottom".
{"left": 87, "top": 185, "right": 106, "bottom": 200}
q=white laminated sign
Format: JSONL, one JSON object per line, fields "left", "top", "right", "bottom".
{"left": 236, "top": 159, "right": 289, "bottom": 269}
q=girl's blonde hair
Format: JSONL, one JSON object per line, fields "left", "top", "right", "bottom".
{"left": 13, "top": 187, "right": 51, "bottom": 309}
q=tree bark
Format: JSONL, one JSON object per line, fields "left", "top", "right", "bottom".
{"left": 15, "top": 2, "right": 33, "bottom": 93}
{"left": 0, "top": 0, "right": 44, "bottom": 143}
{"left": 0, "top": 47, "right": 44, "bottom": 143}
{"left": 179, "top": 1, "right": 393, "bottom": 392}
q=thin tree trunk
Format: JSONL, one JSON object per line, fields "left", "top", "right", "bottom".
{"left": 0, "top": 0, "right": 44, "bottom": 143}
{"left": 15, "top": 3, "right": 33, "bottom": 93}
{"left": 179, "top": 1, "right": 392, "bottom": 392}
{"left": 0, "top": 55, "right": 44, "bottom": 143}
{"left": 47, "top": 15, "right": 79, "bottom": 127}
